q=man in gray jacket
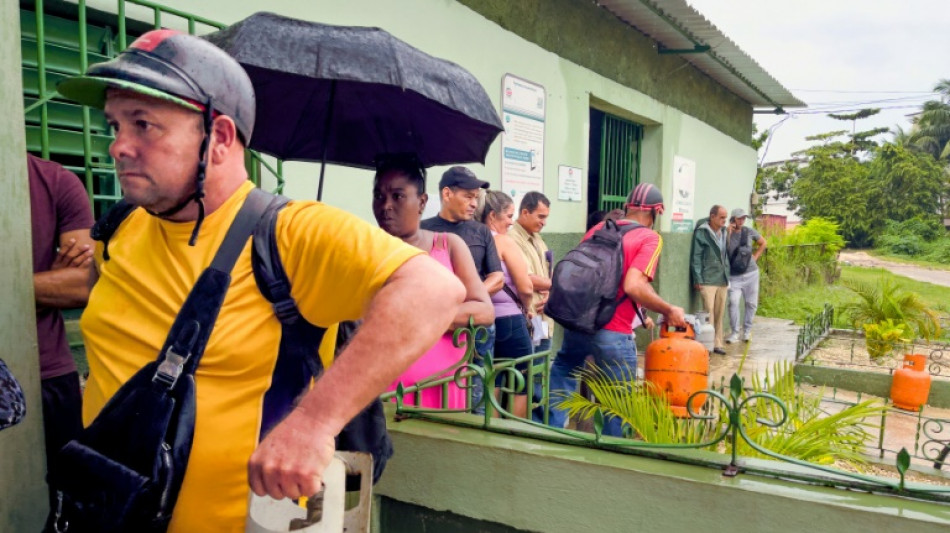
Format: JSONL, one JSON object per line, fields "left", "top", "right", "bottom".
{"left": 690, "top": 205, "right": 730, "bottom": 354}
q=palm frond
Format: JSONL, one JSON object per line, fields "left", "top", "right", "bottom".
{"left": 556, "top": 362, "right": 711, "bottom": 444}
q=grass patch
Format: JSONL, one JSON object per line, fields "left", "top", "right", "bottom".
{"left": 759, "top": 266, "right": 950, "bottom": 330}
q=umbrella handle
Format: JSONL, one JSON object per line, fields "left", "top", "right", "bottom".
{"left": 316, "top": 80, "right": 338, "bottom": 202}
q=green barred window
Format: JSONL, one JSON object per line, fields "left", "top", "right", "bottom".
{"left": 588, "top": 108, "right": 643, "bottom": 215}
{"left": 20, "top": 0, "right": 277, "bottom": 218}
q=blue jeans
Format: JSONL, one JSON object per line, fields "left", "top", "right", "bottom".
{"left": 531, "top": 337, "right": 552, "bottom": 422}
{"left": 470, "top": 324, "right": 496, "bottom": 414}
{"left": 493, "top": 314, "right": 534, "bottom": 385}
{"left": 549, "top": 329, "right": 637, "bottom": 436}
{"left": 534, "top": 337, "right": 552, "bottom": 354}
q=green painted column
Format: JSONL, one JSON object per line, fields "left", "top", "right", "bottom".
{"left": 0, "top": 3, "right": 49, "bottom": 529}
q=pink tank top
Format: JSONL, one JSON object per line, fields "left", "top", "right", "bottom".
{"left": 428, "top": 232, "right": 453, "bottom": 271}
{"left": 386, "top": 231, "right": 467, "bottom": 409}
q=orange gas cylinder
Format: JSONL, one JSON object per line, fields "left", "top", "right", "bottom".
{"left": 890, "top": 354, "right": 932, "bottom": 411}
{"left": 644, "top": 324, "right": 709, "bottom": 418}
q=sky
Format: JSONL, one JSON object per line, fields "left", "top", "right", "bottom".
{"left": 685, "top": 0, "right": 950, "bottom": 164}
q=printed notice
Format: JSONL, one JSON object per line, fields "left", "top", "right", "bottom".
{"left": 670, "top": 155, "right": 696, "bottom": 233}
{"left": 501, "top": 74, "right": 545, "bottom": 204}
{"left": 557, "top": 165, "right": 583, "bottom": 202}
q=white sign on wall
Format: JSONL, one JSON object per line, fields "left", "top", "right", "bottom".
{"left": 500, "top": 74, "right": 545, "bottom": 204}
{"left": 557, "top": 165, "right": 583, "bottom": 202}
{"left": 670, "top": 155, "right": 696, "bottom": 233}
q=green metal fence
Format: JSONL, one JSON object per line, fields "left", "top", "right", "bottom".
{"left": 389, "top": 320, "right": 950, "bottom": 504}
{"left": 795, "top": 304, "right": 834, "bottom": 360}
{"left": 598, "top": 113, "right": 642, "bottom": 211}
{"left": 21, "top": 0, "right": 284, "bottom": 217}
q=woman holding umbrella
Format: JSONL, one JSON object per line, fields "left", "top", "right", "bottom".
{"left": 372, "top": 154, "right": 493, "bottom": 409}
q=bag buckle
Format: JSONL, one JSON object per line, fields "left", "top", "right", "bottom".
{"left": 53, "top": 490, "right": 69, "bottom": 532}
{"left": 272, "top": 298, "right": 300, "bottom": 324}
{"left": 153, "top": 347, "right": 188, "bottom": 389}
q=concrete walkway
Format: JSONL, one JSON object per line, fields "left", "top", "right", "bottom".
{"left": 700, "top": 318, "right": 950, "bottom": 470}
{"left": 705, "top": 316, "right": 800, "bottom": 385}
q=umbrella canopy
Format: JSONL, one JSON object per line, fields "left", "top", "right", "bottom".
{"left": 205, "top": 12, "right": 504, "bottom": 175}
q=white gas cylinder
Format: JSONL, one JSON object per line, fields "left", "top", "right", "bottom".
{"left": 692, "top": 311, "right": 715, "bottom": 352}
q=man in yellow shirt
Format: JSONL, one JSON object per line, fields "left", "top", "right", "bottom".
{"left": 56, "top": 30, "right": 464, "bottom": 532}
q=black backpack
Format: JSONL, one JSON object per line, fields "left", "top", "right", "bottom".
{"left": 729, "top": 227, "right": 753, "bottom": 275}
{"left": 546, "top": 219, "right": 646, "bottom": 334}
{"left": 47, "top": 189, "right": 391, "bottom": 532}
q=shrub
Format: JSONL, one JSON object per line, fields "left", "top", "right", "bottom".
{"left": 841, "top": 276, "right": 942, "bottom": 341}
{"left": 877, "top": 232, "right": 925, "bottom": 256}
{"left": 875, "top": 216, "right": 946, "bottom": 256}
{"left": 923, "top": 239, "right": 950, "bottom": 263}
{"left": 863, "top": 319, "right": 913, "bottom": 360}
{"left": 786, "top": 217, "right": 847, "bottom": 257}
{"left": 759, "top": 218, "right": 845, "bottom": 299}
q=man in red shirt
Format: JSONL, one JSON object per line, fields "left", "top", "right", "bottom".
{"left": 548, "top": 183, "right": 685, "bottom": 435}
{"left": 28, "top": 153, "right": 95, "bottom": 504}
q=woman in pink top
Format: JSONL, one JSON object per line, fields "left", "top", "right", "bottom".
{"left": 372, "top": 155, "right": 493, "bottom": 409}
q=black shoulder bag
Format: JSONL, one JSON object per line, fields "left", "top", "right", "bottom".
{"left": 47, "top": 189, "right": 273, "bottom": 533}
{"left": 0, "top": 357, "right": 26, "bottom": 432}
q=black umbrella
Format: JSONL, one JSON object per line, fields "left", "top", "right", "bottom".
{"left": 205, "top": 12, "right": 504, "bottom": 200}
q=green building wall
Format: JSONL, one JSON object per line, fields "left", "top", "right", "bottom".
{"left": 132, "top": 0, "right": 757, "bottom": 317}
{"left": 375, "top": 411, "right": 950, "bottom": 533}
{"left": 0, "top": 3, "right": 50, "bottom": 530}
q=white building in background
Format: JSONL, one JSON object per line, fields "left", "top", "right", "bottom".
{"left": 759, "top": 158, "right": 805, "bottom": 229}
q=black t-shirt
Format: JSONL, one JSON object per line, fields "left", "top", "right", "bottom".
{"left": 420, "top": 215, "right": 502, "bottom": 280}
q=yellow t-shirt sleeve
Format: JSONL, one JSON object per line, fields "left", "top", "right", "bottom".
{"left": 276, "top": 201, "right": 424, "bottom": 327}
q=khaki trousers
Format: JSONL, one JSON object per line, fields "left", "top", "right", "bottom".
{"left": 699, "top": 285, "right": 729, "bottom": 349}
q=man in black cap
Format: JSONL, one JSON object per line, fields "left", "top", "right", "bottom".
{"left": 421, "top": 166, "right": 504, "bottom": 296}
{"left": 422, "top": 167, "right": 503, "bottom": 411}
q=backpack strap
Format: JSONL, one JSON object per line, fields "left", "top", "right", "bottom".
{"left": 613, "top": 220, "right": 649, "bottom": 326}
{"left": 250, "top": 194, "right": 328, "bottom": 437}
{"left": 153, "top": 188, "right": 273, "bottom": 389}
{"left": 250, "top": 196, "right": 393, "bottom": 487}
{"left": 90, "top": 199, "right": 137, "bottom": 261}
{"left": 729, "top": 227, "right": 750, "bottom": 264}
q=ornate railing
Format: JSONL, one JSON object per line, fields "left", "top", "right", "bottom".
{"left": 803, "top": 333, "right": 950, "bottom": 379}
{"left": 810, "top": 384, "right": 950, "bottom": 470}
{"left": 383, "top": 320, "right": 950, "bottom": 504}
{"left": 795, "top": 304, "right": 834, "bottom": 360}
{"left": 927, "top": 346, "right": 950, "bottom": 377}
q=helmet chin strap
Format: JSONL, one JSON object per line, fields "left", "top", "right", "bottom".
{"left": 146, "top": 97, "right": 213, "bottom": 246}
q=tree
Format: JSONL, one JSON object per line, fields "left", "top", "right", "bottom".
{"left": 790, "top": 136, "right": 873, "bottom": 246}
{"left": 910, "top": 79, "right": 950, "bottom": 161}
{"left": 867, "top": 143, "right": 948, "bottom": 224}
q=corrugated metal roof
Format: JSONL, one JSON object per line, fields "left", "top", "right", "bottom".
{"left": 597, "top": 0, "right": 805, "bottom": 109}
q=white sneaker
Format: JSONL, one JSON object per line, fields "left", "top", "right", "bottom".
{"left": 726, "top": 333, "right": 739, "bottom": 344}
{"left": 742, "top": 331, "right": 751, "bottom": 342}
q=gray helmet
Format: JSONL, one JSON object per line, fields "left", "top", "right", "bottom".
{"left": 626, "top": 183, "right": 665, "bottom": 215}
{"left": 58, "top": 29, "right": 255, "bottom": 144}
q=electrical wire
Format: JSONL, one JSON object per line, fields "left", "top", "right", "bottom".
{"left": 791, "top": 89, "right": 937, "bottom": 94}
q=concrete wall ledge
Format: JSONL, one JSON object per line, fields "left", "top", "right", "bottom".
{"left": 375, "top": 408, "right": 950, "bottom": 532}
{"left": 795, "top": 364, "right": 950, "bottom": 408}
